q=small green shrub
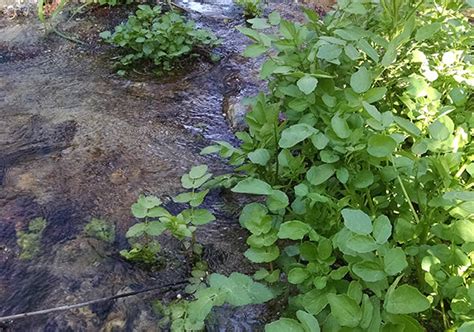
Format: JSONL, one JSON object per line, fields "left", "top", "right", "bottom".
{"left": 17, "top": 217, "right": 47, "bottom": 260}
{"left": 121, "top": 165, "right": 216, "bottom": 265}
{"left": 84, "top": 218, "right": 115, "bottom": 243}
{"left": 100, "top": 5, "right": 221, "bottom": 73}
{"left": 234, "top": 0, "right": 263, "bottom": 18}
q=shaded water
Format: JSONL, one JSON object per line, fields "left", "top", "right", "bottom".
{"left": 0, "top": 0, "right": 328, "bottom": 330}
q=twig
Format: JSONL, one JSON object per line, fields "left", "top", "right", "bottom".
{"left": 53, "top": 27, "right": 87, "bottom": 45}
{"left": 0, "top": 280, "right": 186, "bottom": 322}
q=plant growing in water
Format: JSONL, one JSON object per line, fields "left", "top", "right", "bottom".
{"left": 121, "top": 165, "right": 216, "bottom": 264}
{"left": 17, "top": 217, "right": 47, "bottom": 260}
{"left": 84, "top": 217, "right": 115, "bottom": 243}
{"left": 100, "top": 5, "right": 221, "bottom": 74}
{"left": 234, "top": 0, "right": 263, "bottom": 18}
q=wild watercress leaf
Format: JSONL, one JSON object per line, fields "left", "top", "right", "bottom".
{"left": 232, "top": 178, "right": 273, "bottom": 195}
{"left": 350, "top": 67, "right": 372, "bottom": 93}
{"left": 383, "top": 247, "right": 408, "bottom": 275}
{"left": 306, "top": 164, "right": 335, "bottom": 186}
{"left": 367, "top": 134, "right": 397, "bottom": 157}
{"left": 297, "top": 75, "right": 319, "bottom": 95}
{"left": 341, "top": 209, "right": 373, "bottom": 235}
{"left": 385, "top": 285, "right": 430, "bottom": 314}
{"left": 327, "top": 294, "right": 362, "bottom": 327}
{"left": 279, "top": 124, "right": 317, "bottom": 148}
{"left": 278, "top": 220, "right": 309, "bottom": 240}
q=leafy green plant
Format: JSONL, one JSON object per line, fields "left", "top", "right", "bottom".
{"left": 157, "top": 271, "right": 275, "bottom": 331}
{"left": 121, "top": 165, "right": 216, "bottom": 265}
{"left": 99, "top": 5, "right": 221, "bottom": 74}
{"left": 201, "top": 0, "right": 473, "bottom": 330}
{"left": 17, "top": 217, "right": 47, "bottom": 260}
{"left": 84, "top": 218, "right": 115, "bottom": 243}
{"left": 234, "top": 0, "right": 263, "bottom": 18}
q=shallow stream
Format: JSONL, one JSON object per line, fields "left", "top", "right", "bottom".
{"left": 0, "top": 1, "right": 328, "bottom": 330}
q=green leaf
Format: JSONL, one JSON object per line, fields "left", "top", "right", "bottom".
{"left": 245, "top": 245, "right": 280, "bottom": 263}
{"left": 266, "top": 190, "right": 289, "bottom": 211}
{"left": 146, "top": 221, "right": 166, "bottom": 236}
{"left": 459, "top": 321, "right": 474, "bottom": 332}
{"left": 126, "top": 222, "right": 147, "bottom": 238}
{"left": 317, "top": 44, "right": 342, "bottom": 61}
{"left": 278, "top": 220, "right": 309, "bottom": 240}
{"left": 350, "top": 67, "right": 372, "bottom": 93}
{"left": 296, "top": 310, "right": 320, "bottom": 332}
{"left": 279, "top": 124, "right": 317, "bottom": 148}
{"left": 415, "top": 22, "right": 441, "bottom": 42}
{"left": 189, "top": 209, "right": 216, "bottom": 225}
{"left": 373, "top": 215, "right": 392, "bottom": 244}
{"left": 452, "top": 219, "right": 474, "bottom": 242}
{"left": 353, "top": 261, "right": 386, "bottom": 282}
{"left": 383, "top": 247, "right": 408, "bottom": 276}
{"left": 331, "top": 114, "right": 351, "bottom": 139}
{"left": 363, "top": 102, "right": 381, "bottom": 121}
{"left": 248, "top": 18, "right": 271, "bottom": 29}
{"left": 367, "top": 134, "right": 397, "bottom": 157}
{"left": 232, "top": 178, "right": 273, "bottom": 195}
{"left": 248, "top": 148, "right": 271, "bottom": 166}
{"left": 352, "top": 170, "right": 374, "bottom": 189}
{"left": 265, "top": 318, "right": 305, "bottom": 332}
{"left": 243, "top": 44, "right": 268, "bottom": 57}
{"left": 189, "top": 165, "right": 208, "bottom": 179}
{"left": 385, "top": 285, "right": 430, "bottom": 314}
{"left": 327, "top": 294, "right": 362, "bottom": 327}
{"left": 268, "top": 11, "right": 281, "bottom": 25}
{"left": 347, "top": 234, "right": 379, "bottom": 253}
{"left": 336, "top": 168, "right": 349, "bottom": 184}
{"left": 131, "top": 202, "right": 147, "bottom": 218}
{"left": 341, "top": 209, "right": 373, "bottom": 235}
{"left": 297, "top": 75, "right": 318, "bottom": 95}
{"left": 306, "top": 164, "right": 335, "bottom": 186}
{"left": 288, "top": 267, "right": 310, "bottom": 284}
{"left": 394, "top": 116, "right": 421, "bottom": 136}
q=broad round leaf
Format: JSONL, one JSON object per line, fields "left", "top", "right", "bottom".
{"left": 297, "top": 75, "right": 319, "bottom": 95}
{"left": 385, "top": 285, "right": 430, "bottom": 314}
{"left": 244, "top": 245, "right": 280, "bottom": 263}
{"left": 232, "top": 178, "right": 273, "bottom": 195}
{"left": 383, "top": 247, "right": 408, "bottom": 276}
{"left": 288, "top": 267, "right": 310, "bottom": 284}
{"left": 367, "top": 134, "right": 397, "bottom": 157}
{"left": 278, "top": 220, "right": 310, "bottom": 240}
{"left": 306, "top": 164, "right": 335, "bottom": 186}
{"left": 350, "top": 67, "right": 372, "bottom": 94}
{"left": 327, "top": 294, "right": 362, "bottom": 327}
{"left": 373, "top": 215, "right": 392, "bottom": 244}
{"left": 279, "top": 124, "right": 317, "bottom": 148}
{"left": 352, "top": 260, "right": 386, "bottom": 282}
{"left": 341, "top": 209, "right": 373, "bottom": 235}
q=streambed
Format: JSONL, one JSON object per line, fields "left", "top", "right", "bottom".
{"left": 0, "top": 1, "right": 328, "bottom": 330}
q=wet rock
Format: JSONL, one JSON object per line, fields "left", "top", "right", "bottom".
{"left": 222, "top": 94, "right": 249, "bottom": 131}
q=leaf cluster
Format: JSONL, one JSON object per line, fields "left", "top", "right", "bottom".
{"left": 100, "top": 5, "right": 221, "bottom": 73}
{"left": 121, "top": 165, "right": 215, "bottom": 265}
{"left": 16, "top": 217, "right": 47, "bottom": 260}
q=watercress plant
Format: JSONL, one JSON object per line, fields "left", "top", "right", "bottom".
{"left": 100, "top": 5, "right": 220, "bottom": 74}
{"left": 203, "top": 0, "right": 473, "bottom": 330}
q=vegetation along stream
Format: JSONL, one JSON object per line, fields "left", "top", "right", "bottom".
{"left": 1, "top": 0, "right": 473, "bottom": 331}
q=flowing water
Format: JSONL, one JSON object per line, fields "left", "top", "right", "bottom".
{"left": 0, "top": 1, "right": 327, "bottom": 330}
